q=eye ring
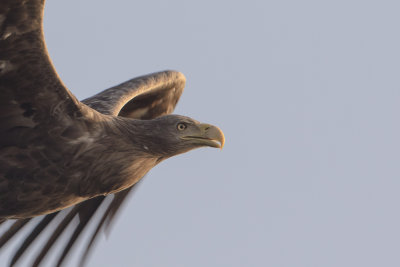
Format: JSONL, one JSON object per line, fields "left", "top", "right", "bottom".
{"left": 177, "top": 123, "right": 187, "bottom": 131}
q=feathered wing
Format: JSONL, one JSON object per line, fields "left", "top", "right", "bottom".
{"left": 0, "top": 0, "right": 99, "bottom": 217}
{"left": 0, "top": 70, "right": 186, "bottom": 266}
{"left": 0, "top": 0, "right": 88, "bottom": 132}
{"left": 83, "top": 70, "right": 185, "bottom": 117}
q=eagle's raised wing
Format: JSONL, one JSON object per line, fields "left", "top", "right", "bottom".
{"left": 83, "top": 70, "right": 185, "bottom": 118}
{"left": 0, "top": 0, "right": 90, "bottom": 135}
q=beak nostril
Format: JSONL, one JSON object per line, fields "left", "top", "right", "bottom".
{"left": 204, "top": 126, "right": 210, "bottom": 131}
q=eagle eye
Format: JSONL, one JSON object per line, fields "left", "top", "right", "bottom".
{"left": 177, "top": 123, "right": 187, "bottom": 131}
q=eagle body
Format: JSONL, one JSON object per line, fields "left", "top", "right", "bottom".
{"left": 0, "top": 0, "right": 224, "bottom": 266}
{"left": 0, "top": 114, "right": 158, "bottom": 219}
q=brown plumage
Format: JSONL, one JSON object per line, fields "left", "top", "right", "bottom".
{"left": 0, "top": 0, "right": 224, "bottom": 266}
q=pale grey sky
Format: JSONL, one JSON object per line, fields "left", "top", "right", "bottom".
{"left": 2, "top": 0, "right": 400, "bottom": 266}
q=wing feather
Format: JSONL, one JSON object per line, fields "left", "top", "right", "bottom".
{"left": 10, "top": 212, "right": 58, "bottom": 266}
{"left": 0, "top": 219, "right": 31, "bottom": 249}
